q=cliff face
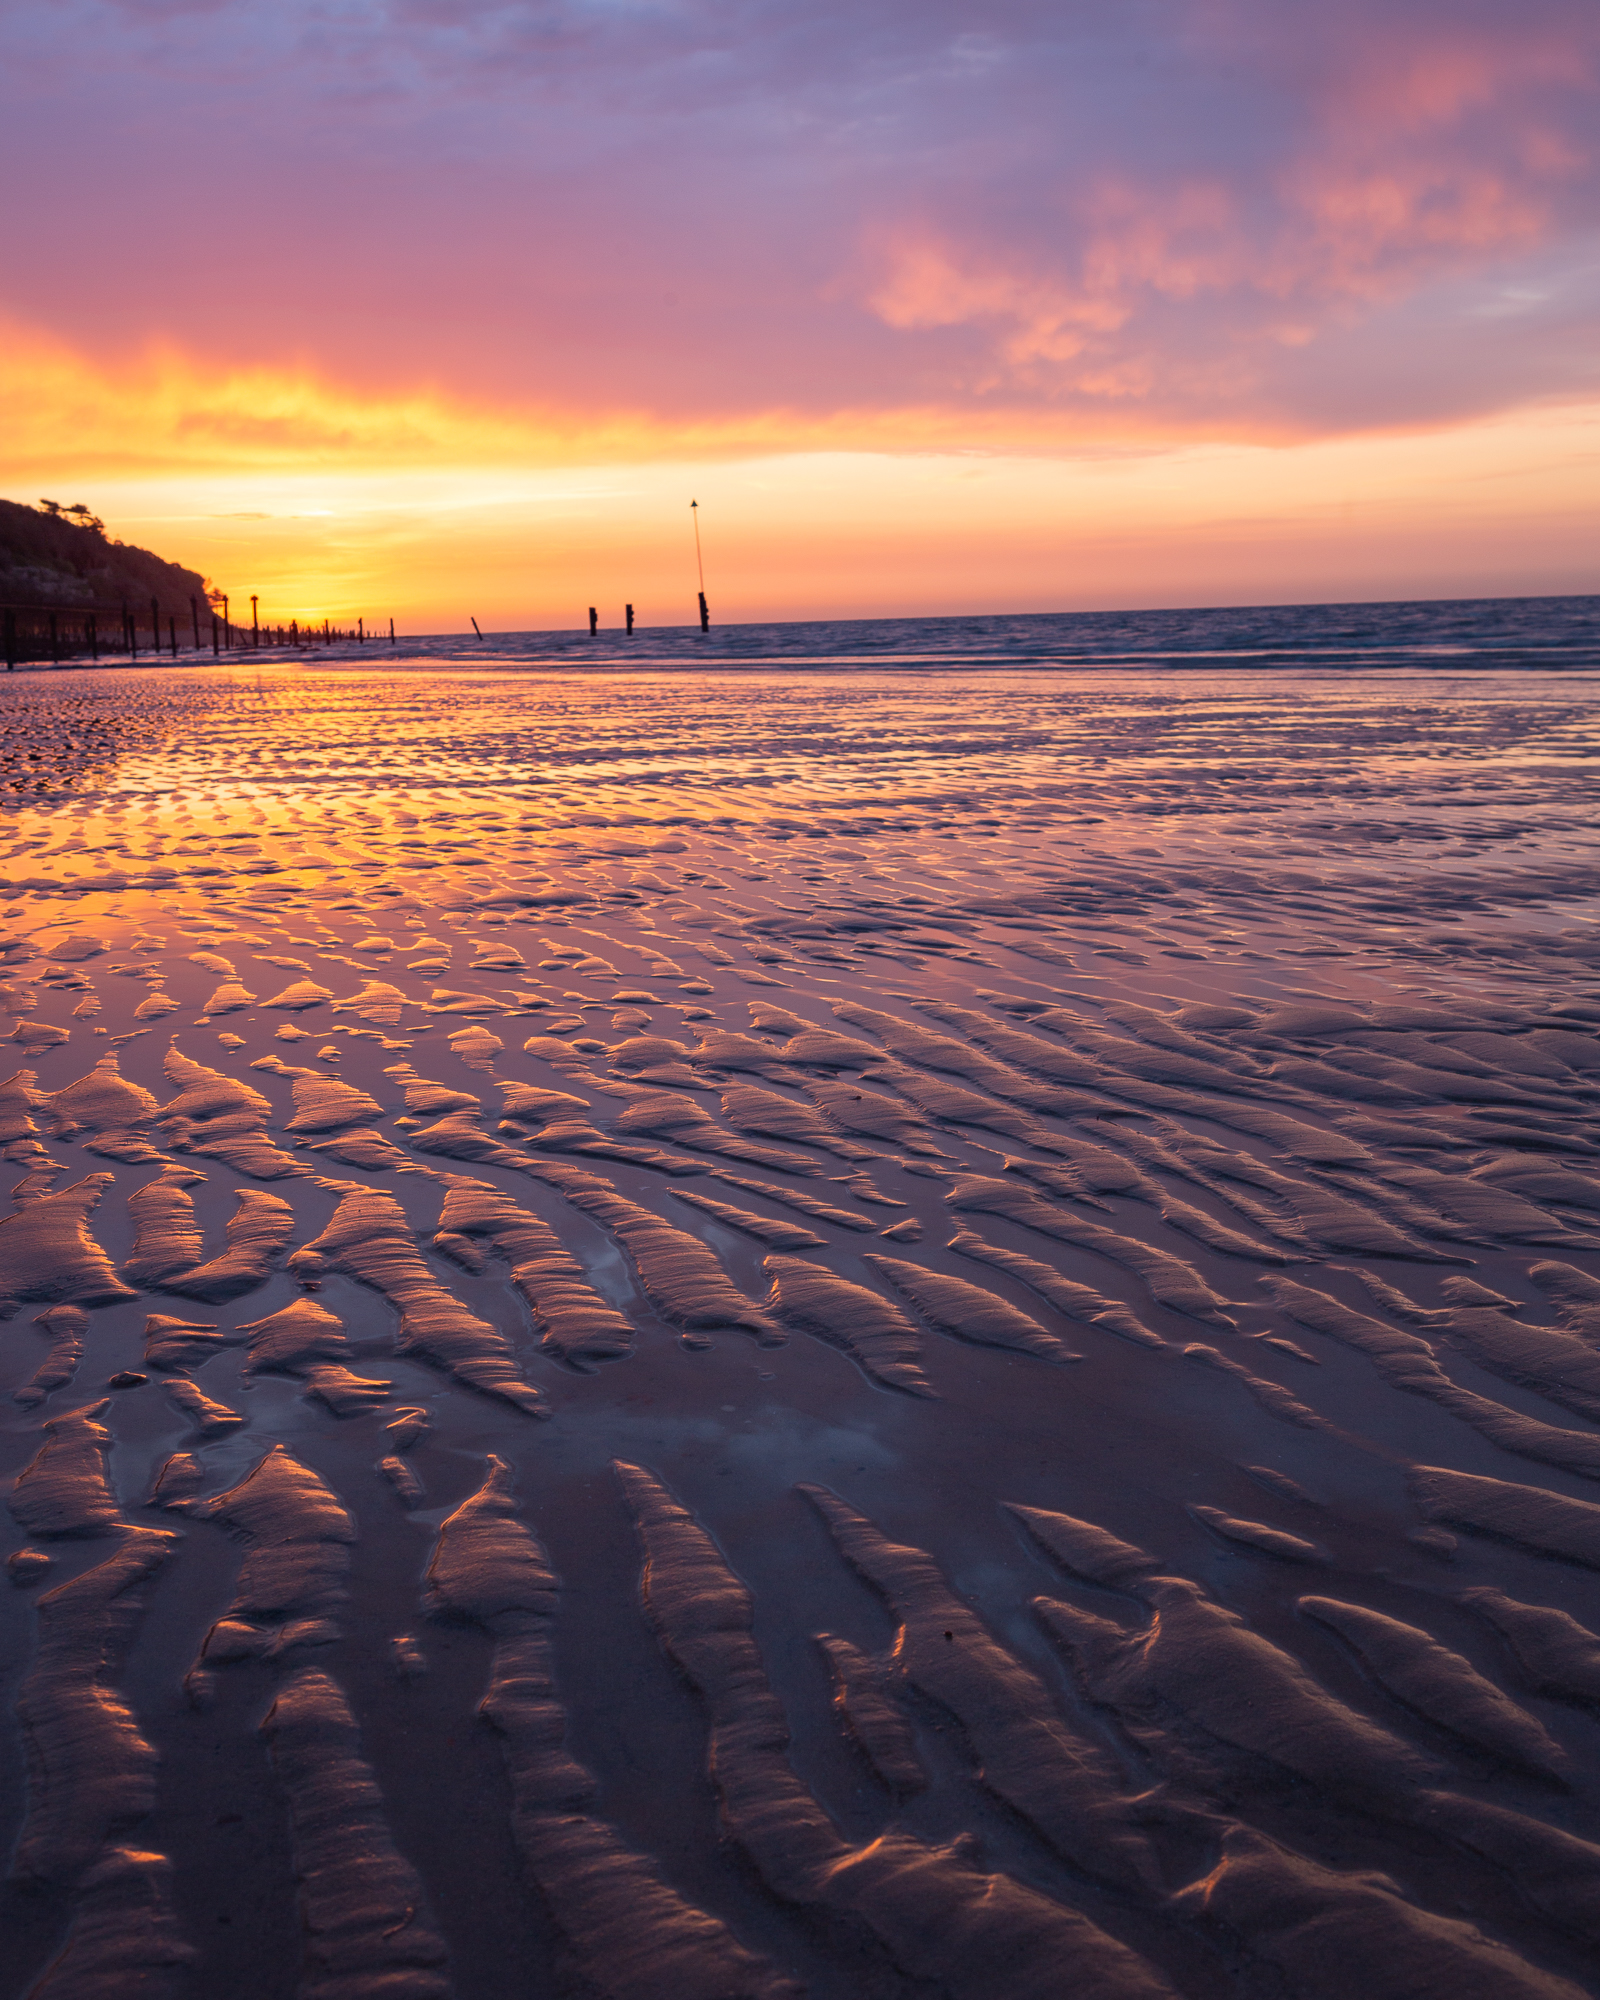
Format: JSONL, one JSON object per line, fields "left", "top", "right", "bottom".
{"left": 0, "top": 499, "right": 213, "bottom": 622}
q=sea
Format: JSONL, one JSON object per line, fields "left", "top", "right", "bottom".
{"left": 317, "top": 593, "right": 1600, "bottom": 672}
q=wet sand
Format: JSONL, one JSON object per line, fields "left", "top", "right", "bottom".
{"left": 4, "top": 661, "right": 1600, "bottom": 1998}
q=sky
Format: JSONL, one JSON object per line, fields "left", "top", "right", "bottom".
{"left": 1, "top": 0, "right": 1597, "bottom": 629}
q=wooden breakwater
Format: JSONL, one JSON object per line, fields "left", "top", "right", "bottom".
{"left": 2, "top": 599, "right": 396, "bottom": 669}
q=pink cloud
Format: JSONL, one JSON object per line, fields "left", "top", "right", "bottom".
{"left": 0, "top": 0, "right": 1594, "bottom": 444}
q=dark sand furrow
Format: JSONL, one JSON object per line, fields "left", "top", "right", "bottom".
{"left": 35, "top": 1054, "right": 159, "bottom": 1153}
{"left": 668, "top": 1186, "right": 826, "bottom": 1249}
{"left": 141, "top": 1311, "right": 227, "bottom": 1370}
{"left": 13, "top": 1302, "right": 87, "bottom": 1408}
{"left": 620, "top": 1463, "right": 1179, "bottom": 2000}
{"left": 801, "top": 1483, "right": 1159, "bottom": 1890}
{"left": 430, "top": 1173, "right": 635, "bottom": 1365}
{"left": 813, "top": 1631, "right": 927, "bottom": 1795}
{"left": 525, "top": 1161, "right": 781, "bottom": 1346}
{"left": 425, "top": 1457, "right": 792, "bottom": 1999}
{"left": 260, "top": 1668, "right": 453, "bottom": 1999}
{"left": 1171, "top": 1824, "right": 1586, "bottom": 2000}
{"left": 289, "top": 1182, "right": 545, "bottom": 1412}
{"left": 14, "top": 1527, "right": 178, "bottom": 1884}
{"left": 9, "top": 1400, "right": 121, "bottom": 1537}
{"left": 948, "top": 1227, "right": 1164, "bottom": 1344}
{"left": 1260, "top": 1277, "right": 1600, "bottom": 1476}
{"left": 164, "top": 1377, "right": 244, "bottom": 1436}
{"left": 0, "top": 1172, "right": 136, "bottom": 1316}
{"left": 861, "top": 1251, "right": 1076, "bottom": 1359}
{"left": 158, "top": 1187, "right": 295, "bottom": 1303}
{"left": 800, "top": 1076, "right": 950, "bottom": 1155}
{"left": 1182, "top": 1344, "right": 1342, "bottom": 1433}
{"left": 123, "top": 1165, "right": 206, "bottom": 1286}
{"left": 173, "top": 1445, "right": 355, "bottom": 1693}
{"left": 1014, "top": 1504, "right": 1439, "bottom": 1797}
{"left": 608, "top": 1086, "right": 825, "bottom": 1175}
{"left": 1187, "top": 1504, "right": 1330, "bottom": 1563}
{"left": 1460, "top": 1587, "right": 1600, "bottom": 1707}
{"left": 761, "top": 1255, "right": 930, "bottom": 1392}
{"left": 1410, "top": 1466, "right": 1600, "bottom": 1570}
{"left": 1298, "top": 1594, "right": 1568, "bottom": 1778}
{"left": 947, "top": 1171, "right": 1239, "bottom": 1326}
{"left": 20, "top": 1847, "right": 194, "bottom": 1999}
{"left": 716, "top": 1082, "right": 877, "bottom": 1162}
{"left": 710, "top": 1170, "right": 877, "bottom": 1230}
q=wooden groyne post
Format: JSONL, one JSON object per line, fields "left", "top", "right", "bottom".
{"left": 691, "top": 499, "right": 710, "bottom": 631}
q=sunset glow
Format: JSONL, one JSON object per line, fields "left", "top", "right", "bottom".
{"left": 2, "top": 0, "right": 1596, "bottom": 624}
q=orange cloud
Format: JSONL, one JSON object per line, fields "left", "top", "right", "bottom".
{"left": 1, "top": 314, "right": 1340, "bottom": 485}
{"left": 45, "top": 394, "right": 1598, "bottom": 633}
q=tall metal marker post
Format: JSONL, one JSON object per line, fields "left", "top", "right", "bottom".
{"left": 691, "top": 499, "right": 710, "bottom": 632}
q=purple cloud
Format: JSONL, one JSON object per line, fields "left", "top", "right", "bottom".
{"left": 1, "top": 0, "right": 1595, "bottom": 440}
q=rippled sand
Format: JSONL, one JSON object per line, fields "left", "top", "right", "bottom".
{"left": 4, "top": 662, "right": 1600, "bottom": 1999}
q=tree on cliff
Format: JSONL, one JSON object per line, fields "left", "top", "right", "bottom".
{"left": 0, "top": 497, "right": 212, "bottom": 622}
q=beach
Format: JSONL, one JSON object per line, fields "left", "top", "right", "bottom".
{"left": 4, "top": 652, "right": 1600, "bottom": 1998}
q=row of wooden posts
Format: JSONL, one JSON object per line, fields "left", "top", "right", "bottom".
{"left": 582, "top": 592, "right": 709, "bottom": 636}
{"left": 2, "top": 594, "right": 396, "bottom": 670}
